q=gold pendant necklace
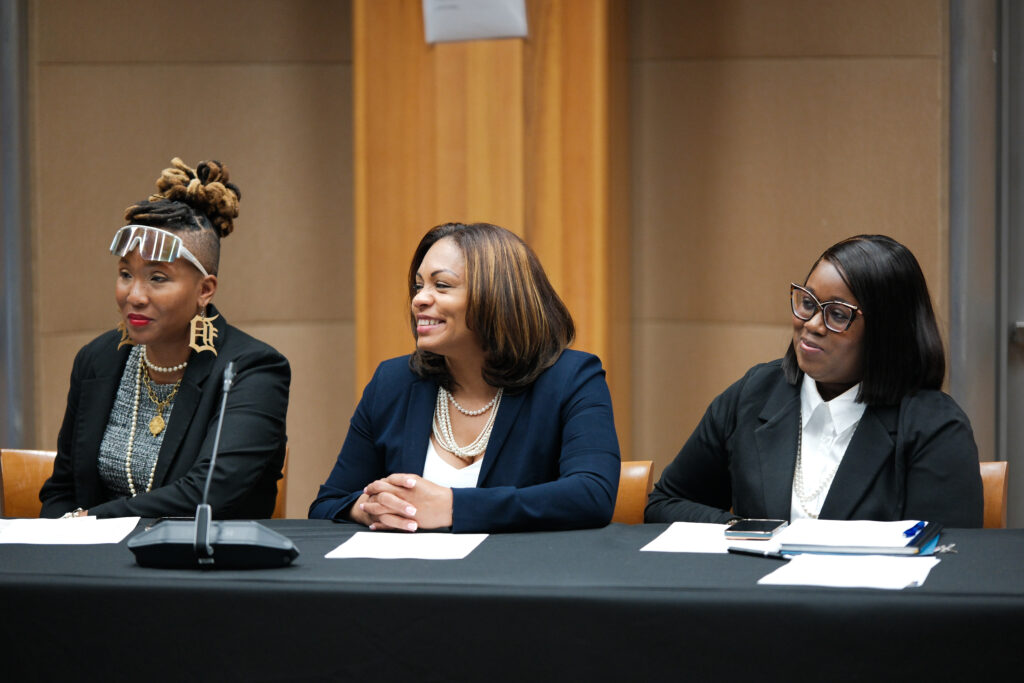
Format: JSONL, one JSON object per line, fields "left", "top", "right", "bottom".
{"left": 149, "top": 413, "right": 166, "bottom": 437}
{"left": 141, "top": 367, "right": 181, "bottom": 436}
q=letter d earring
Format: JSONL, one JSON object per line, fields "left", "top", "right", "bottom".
{"left": 116, "top": 320, "right": 136, "bottom": 350}
{"left": 188, "top": 307, "right": 220, "bottom": 355}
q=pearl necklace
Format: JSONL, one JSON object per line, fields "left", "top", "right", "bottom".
{"left": 142, "top": 345, "right": 188, "bottom": 373}
{"left": 448, "top": 388, "right": 501, "bottom": 416}
{"left": 125, "top": 353, "right": 160, "bottom": 496}
{"left": 793, "top": 414, "right": 841, "bottom": 519}
{"left": 432, "top": 386, "right": 503, "bottom": 461}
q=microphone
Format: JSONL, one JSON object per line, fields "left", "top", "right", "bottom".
{"left": 193, "top": 361, "right": 236, "bottom": 563}
{"left": 127, "top": 363, "right": 299, "bottom": 569}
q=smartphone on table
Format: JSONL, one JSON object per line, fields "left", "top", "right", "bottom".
{"left": 723, "top": 519, "right": 788, "bottom": 540}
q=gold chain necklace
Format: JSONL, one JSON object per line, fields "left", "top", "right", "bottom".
{"left": 125, "top": 353, "right": 161, "bottom": 496}
{"left": 141, "top": 365, "right": 182, "bottom": 436}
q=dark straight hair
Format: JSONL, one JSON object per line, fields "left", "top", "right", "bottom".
{"left": 782, "top": 234, "right": 945, "bottom": 405}
{"left": 408, "top": 222, "right": 575, "bottom": 392}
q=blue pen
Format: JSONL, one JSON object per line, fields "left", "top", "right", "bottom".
{"left": 903, "top": 521, "right": 926, "bottom": 537}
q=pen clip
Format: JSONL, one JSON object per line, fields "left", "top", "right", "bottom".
{"left": 902, "top": 521, "right": 926, "bottom": 538}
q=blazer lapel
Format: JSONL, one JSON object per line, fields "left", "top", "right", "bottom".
{"left": 74, "top": 345, "right": 132, "bottom": 502}
{"left": 477, "top": 387, "right": 525, "bottom": 485}
{"left": 404, "top": 378, "right": 438, "bottom": 474}
{"left": 151, "top": 311, "right": 224, "bottom": 486}
{"left": 752, "top": 379, "right": 801, "bottom": 518}
{"left": 819, "top": 405, "right": 896, "bottom": 519}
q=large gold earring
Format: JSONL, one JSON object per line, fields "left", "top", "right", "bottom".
{"left": 116, "top": 320, "right": 136, "bottom": 350}
{"left": 189, "top": 309, "right": 219, "bottom": 355}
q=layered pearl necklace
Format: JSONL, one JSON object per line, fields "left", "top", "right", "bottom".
{"left": 125, "top": 349, "right": 182, "bottom": 496}
{"left": 432, "top": 386, "right": 503, "bottom": 462}
{"left": 125, "top": 353, "right": 157, "bottom": 496}
{"left": 792, "top": 415, "right": 842, "bottom": 519}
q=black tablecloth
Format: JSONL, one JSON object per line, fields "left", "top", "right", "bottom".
{"left": 2, "top": 520, "right": 1022, "bottom": 682}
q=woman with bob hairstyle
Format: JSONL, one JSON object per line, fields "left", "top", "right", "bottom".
{"left": 646, "top": 234, "right": 983, "bottom": 528}
{"left": 310, "top": 222, "right": 621, "bottom": 532}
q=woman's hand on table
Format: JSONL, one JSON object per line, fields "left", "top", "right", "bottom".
{"left": 352, "top": 474, "right": 454, "bottom": 531}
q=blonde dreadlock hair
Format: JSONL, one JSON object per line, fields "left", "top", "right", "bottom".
{"left": 123, "top": 158, "right": 242, "bottom": 275}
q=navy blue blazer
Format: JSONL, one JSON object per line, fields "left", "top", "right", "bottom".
{"left": 40, "top": 308, "right": 290, "bottom": 519}
{"left": 646, "top": 360, "right": 984, "bottom": 528}
{"left": 309, "top": 350, "right": 621, "bottom": 532}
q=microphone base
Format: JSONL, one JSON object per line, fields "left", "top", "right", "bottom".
{"left": 127, "top": 520, "right": 299, "bottom": 569}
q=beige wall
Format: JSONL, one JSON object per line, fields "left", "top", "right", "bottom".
{"left": 629, "top": 0, "right": 949, "bottom": 478}
{"left": 29, "top": 0, "right": 354, "bottom": 517}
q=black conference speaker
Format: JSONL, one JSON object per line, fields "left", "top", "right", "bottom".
{"left": 127, "top": 362, "right": 299, "bottom": 569}
{"left": 128, "top": 519, "right": 298, "bottom": 569}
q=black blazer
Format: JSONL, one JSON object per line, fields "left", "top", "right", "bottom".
{"left": 39, "top": 308, "right": 290, "bottom": 519}
{"left": 646, "top": 360, "right": 984, "bottom": 528}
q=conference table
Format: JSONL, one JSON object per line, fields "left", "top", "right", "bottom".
{"left": 2, "top": 520, "right": 1022, "bottom": 682}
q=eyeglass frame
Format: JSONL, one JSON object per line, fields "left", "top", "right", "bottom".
{"left": 110, "top": 225, "right": 210, "bottom": 278}
{"left": 789, "top": 283, "right": 862, "bottom": 333}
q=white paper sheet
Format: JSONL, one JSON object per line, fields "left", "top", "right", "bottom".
{"left": 326, "top": 532, "right": 488, "bottom": 560}
{"left": 640, "top": 522, "right": 781, "bottom": 554}
{"left": 757, "top": 554, "right": 940, "bottom": 590}
{"left": 0, "top": 516, "right": 141, "bottom": 544}
{"left": 774, "top": 518, "right": 923, "bottom": 549}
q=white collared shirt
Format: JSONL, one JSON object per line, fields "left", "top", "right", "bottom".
{"left": 421, "top": 438, "right": 482, "bottom": 489}
{"left": 790, "top": 375, "right": 867, "bottom": 520}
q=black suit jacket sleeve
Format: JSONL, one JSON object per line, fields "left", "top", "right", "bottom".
{"left": 41, "top": 341, "right": 93, "bottom": 517}
{"left": 40, "top": 315, "right": 290, "bottom": 520}
{"left": 897, "top": 390, "right": 984, "bottom": 528}
{"left": 644, "top": 366, "right": 755, "bottom": 524}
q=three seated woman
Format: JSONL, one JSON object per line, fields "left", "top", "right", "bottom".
{"left": 37, "top": 159, "right": 983, "bottom": 530}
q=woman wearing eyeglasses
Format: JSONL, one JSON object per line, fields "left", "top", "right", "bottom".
{"left": 309, "top": 222, "right": 620, "bottom": 532}
{"left": 646, "top": 234, "right": 983, "bottom": 528}
{"left": 39, "top": 158, "right": 290, "bottom": 519}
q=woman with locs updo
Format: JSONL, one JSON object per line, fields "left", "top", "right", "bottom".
{"left": 310, "top": 222, "right": 621, "bottom": 532}
{"left": 40, "top": 158, "right": 290, "bottom": 519}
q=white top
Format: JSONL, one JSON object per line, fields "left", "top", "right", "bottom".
{"left": 422, "top": 438, "right": 482, "bottom": 489}
{"left": 790, "top": 375, "right": 867, "bottom": 521}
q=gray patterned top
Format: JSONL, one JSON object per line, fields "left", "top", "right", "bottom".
{"left": 98, "top": 345, "right": 180, "bottom": 497}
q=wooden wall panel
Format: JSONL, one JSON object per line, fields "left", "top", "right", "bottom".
{"left": 243, "top": 322, "right": 355, "bottom": 516}
{"left": 523, "top": 0, "right": 632, "bottom": 450}
{"left": 34, "top": 64, "right": 353, "bottom": 333}
{"left": 30, "top": 0, "right": 354, "bottom": 517}
{"left": 355, "top": 0, "right": 631, "bottom": 450}
{"left": 35, "top": 0, "right": 350, "bottom": 63}
{"left": 633, "top": 58, "right": 943, "bottom": 325}
{"left": 631, "top": 0, "right": 948, "bottom": 478}
{"left": 632, "top": 0, "right": 941, "bottom": 59}
{"left": 633, "top": 322, "right": 792, "bottom": 464}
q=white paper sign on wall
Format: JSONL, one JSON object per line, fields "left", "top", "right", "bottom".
{"left": 422, "top": 0, "right": 528, "bottom": 44}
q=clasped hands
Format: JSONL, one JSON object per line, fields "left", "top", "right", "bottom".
{"left": 350, "top": 473, "right": 454, "bottom": 532}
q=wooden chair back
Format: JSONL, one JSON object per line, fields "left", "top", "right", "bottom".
{"left": 612, "top": 460, "right": 654, "bottom": 524}
{"left": 980, "top": 460, "right": 1008, "bottom": 529}
{"left": 0, "top": 449, "right": 57, "bottom": 518}
{"left": 272, "top": 447, "right": 289, "bottom": 519}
